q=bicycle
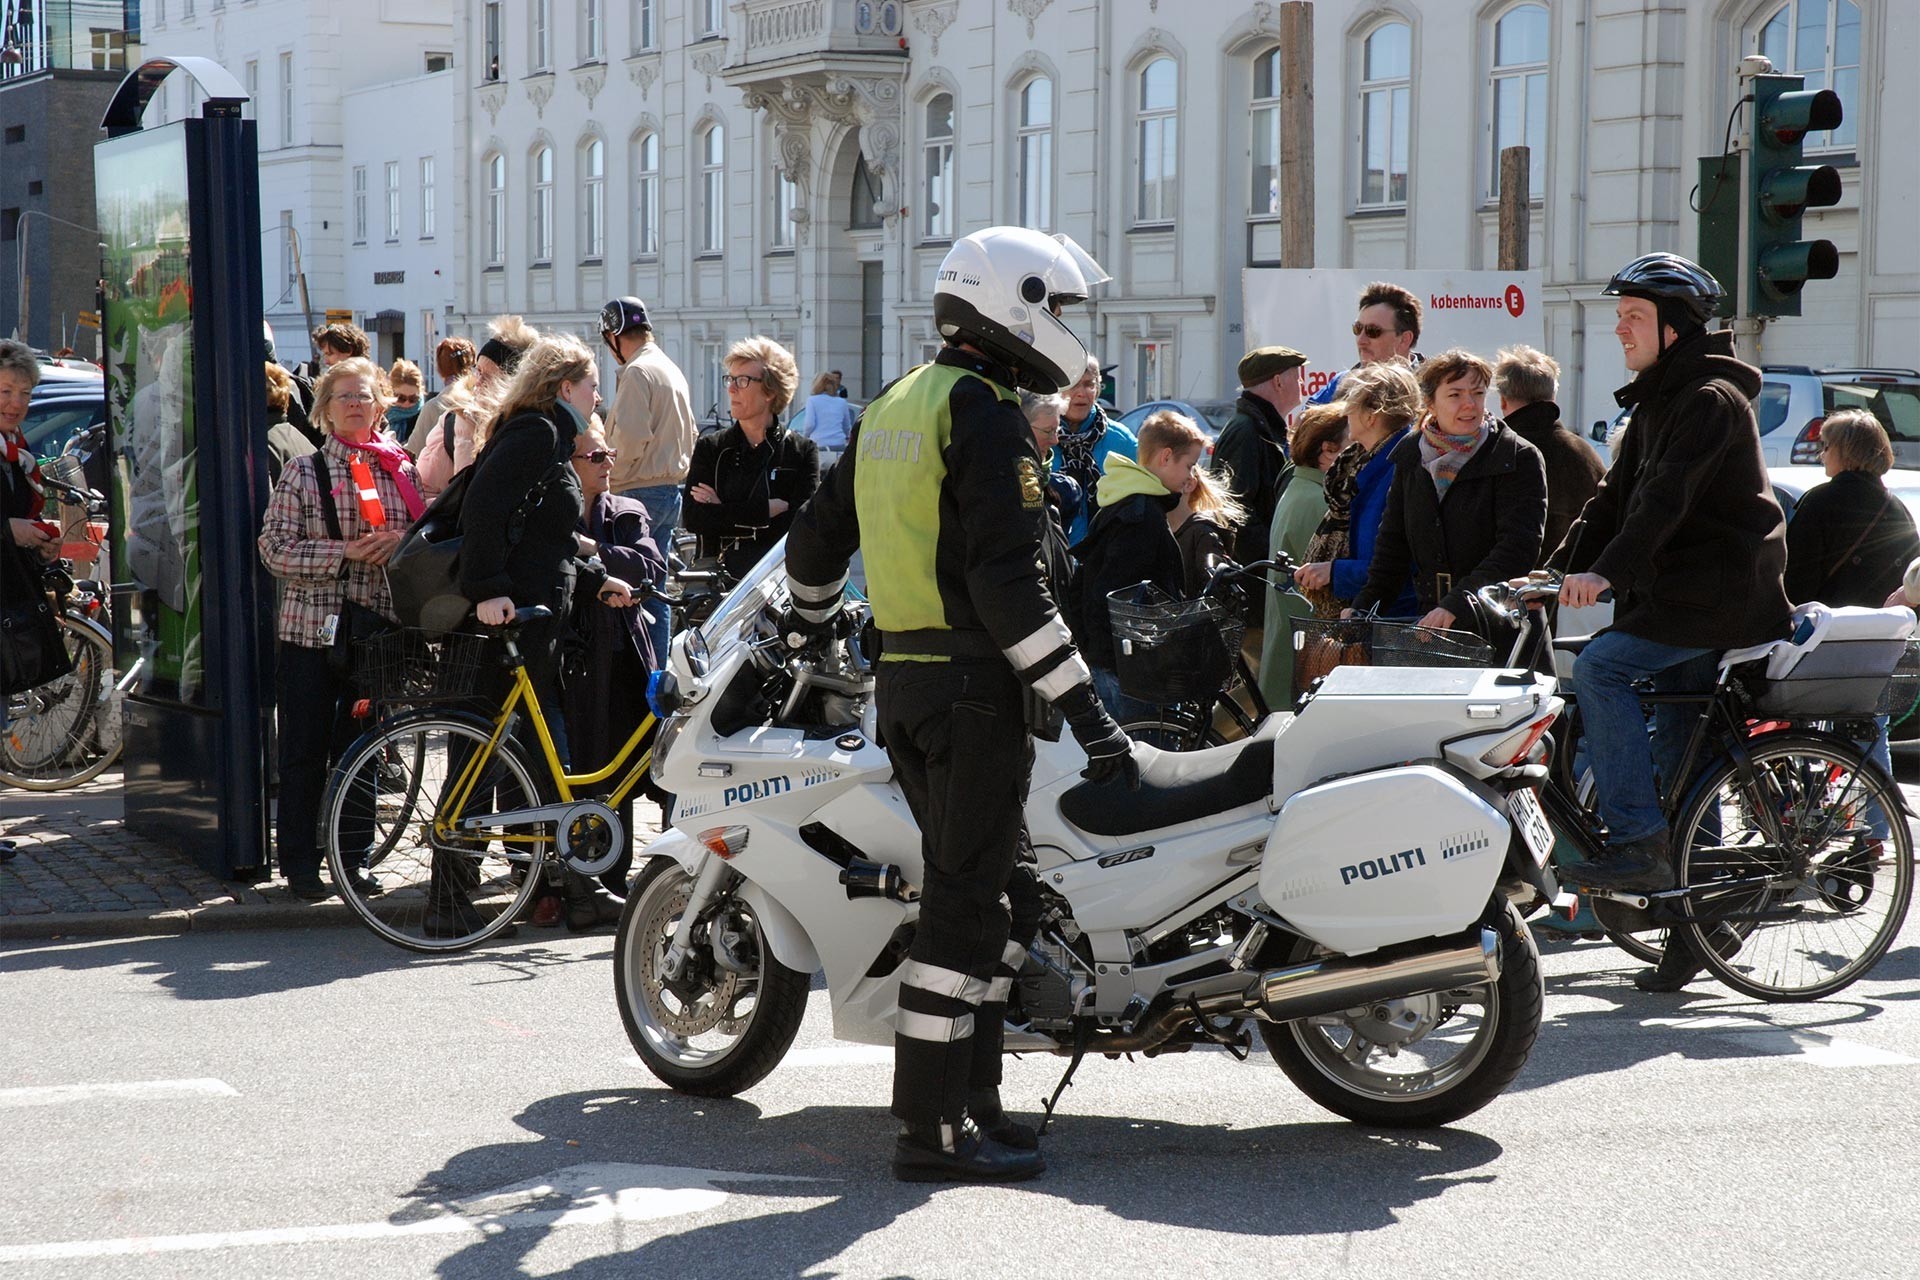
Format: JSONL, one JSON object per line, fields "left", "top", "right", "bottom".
{"left": 319, "top": 606, "right": 662, "bottom": 952}
{"left": 1482, "top": 575, "right": 1915, "bottom": 1001}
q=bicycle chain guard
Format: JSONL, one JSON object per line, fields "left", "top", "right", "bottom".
{"left": 557, "top": 800, "right": 625, "bottom": 876}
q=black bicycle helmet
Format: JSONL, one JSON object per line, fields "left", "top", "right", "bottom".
{"left": 1602, "top": 252, "right": 1723, "bottom": 328}
{"left": 600, "top": 296, "right": 651, "bottom": 340}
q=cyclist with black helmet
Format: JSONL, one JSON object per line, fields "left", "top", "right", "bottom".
{"left": 783, "top": 226, "right": 1138, "bottom": 1184}
{"left": 1553, "top": 252, "right": 1793, "bottom": 991}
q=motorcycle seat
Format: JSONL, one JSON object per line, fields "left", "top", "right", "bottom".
{"left": 1059, "top": 737, "right": 1276, "bottom": 838}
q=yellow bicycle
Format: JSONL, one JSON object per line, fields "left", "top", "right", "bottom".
{"left": 320, "top": 607, "right": 659, "bottom": 951}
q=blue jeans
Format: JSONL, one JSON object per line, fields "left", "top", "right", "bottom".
{"left": 621, "top": 483, "right": 682, "bottom": 668}
{"left": 1857, "top": 715, "right": 1895, "bottom": 840}
{"left": 1091, "top": 665, "right": 1160, "bottom": 726}
{"left": 1573, "top": 631, "right": 1720, "bottom": 845}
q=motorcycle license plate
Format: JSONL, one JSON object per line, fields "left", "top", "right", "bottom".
{"left": 1507, "top": 788, "right": 1554, "bottom": 868}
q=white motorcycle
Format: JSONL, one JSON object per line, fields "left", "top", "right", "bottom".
{"left": 614, "top": 547, "right": 1566, "bottom": 1128}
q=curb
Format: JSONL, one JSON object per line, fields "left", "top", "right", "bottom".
{"left": 0, "top": 900, "right": 359, "bottom": 942}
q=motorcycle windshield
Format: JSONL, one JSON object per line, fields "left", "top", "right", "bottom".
{"left": 699, "top": 536, "right": 790, "bottom": 657}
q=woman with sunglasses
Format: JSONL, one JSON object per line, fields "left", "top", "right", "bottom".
{"left": 681, "top": 336, "right": 820, "bottom": 581}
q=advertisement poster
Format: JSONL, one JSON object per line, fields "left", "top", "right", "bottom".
{"left": 96, "top": 125, "right": 203, "bottom": 706}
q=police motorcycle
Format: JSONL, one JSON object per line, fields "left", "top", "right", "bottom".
{"left": 615, "top": 544, "right": 1566, "bottom": 1128}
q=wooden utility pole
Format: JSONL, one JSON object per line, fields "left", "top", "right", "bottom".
{"left": 1498, "top": 146, "right": 1530, "bottom": 270}
{"left": 1279, "top": 2, "right": 1314, "bottom": 268}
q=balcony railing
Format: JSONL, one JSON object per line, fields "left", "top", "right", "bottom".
{"left": 0, "top": 0, "right": 140, "bottom": 81}
{"left": 735, "top": 0, "right": 905, "bottom": 68}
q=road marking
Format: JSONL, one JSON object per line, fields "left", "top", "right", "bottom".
{"left": 1639, "top": 1015, "right": 1919, "bottom": 1066}
{"left": 0, "top": 1079, "right": 238, "bottom": 1110}
{"left": 0, "top": 1163, "right": 825, "bottom": 1263}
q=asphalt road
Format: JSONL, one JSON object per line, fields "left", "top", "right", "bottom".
{"left": 3, "top": 881, "right": 1919, "bottom": 1280}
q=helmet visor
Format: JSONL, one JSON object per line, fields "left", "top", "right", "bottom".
{"left": 1051, "top": 233, "right": 1111, "bottom": 291}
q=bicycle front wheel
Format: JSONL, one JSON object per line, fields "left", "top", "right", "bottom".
{"left": 1120, "top": 712, "right": 1227, "bottom": 753}
{"left": 323, "top": 712, "right": 549, "bottom": 952}
{"left": 1675, "top": 734, "right": 1914, "bottom": 1001}
{"left": 0, "top": 615, "right": 115, "bottom": 791}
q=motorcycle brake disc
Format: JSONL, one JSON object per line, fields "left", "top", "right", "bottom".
{"left": 640, "top": 884, "right": 745, "bottom": 1037}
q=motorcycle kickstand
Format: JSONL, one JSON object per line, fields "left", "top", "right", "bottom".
{"left": 1038, "top": 1019, "right": 1094, "bottom": 1139}
{"left": 663, "top": 852, "right": 734, "bottom": 983}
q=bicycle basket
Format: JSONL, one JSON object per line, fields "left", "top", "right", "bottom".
{"left": 1290, "top": 616, "right": 1496, "bottom": 701}
{"left": 1751, "top": 635, "right": 1909, "bottom": 718}
{"left": 356, "top": 628, "right": 490, "bottom": 705}
{"left": 1888, "top": 638, "right": 1920, "bottom": 726}
{"left": 1107, "top": 583, "right": 1244, "bottom": 704}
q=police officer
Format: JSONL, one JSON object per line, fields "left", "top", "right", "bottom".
{"left": 783, "top": 227, "right": 1137, "bottom": 1184}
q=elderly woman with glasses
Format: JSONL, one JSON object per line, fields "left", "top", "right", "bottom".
{"left": 258, "top": 356, "right": 426, "bottom": 902}
{"left": 681, "top": 336, "right": 820, "bottom": 581}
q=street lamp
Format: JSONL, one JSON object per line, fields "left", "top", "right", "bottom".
{"left": 260, "top": 221, "right": 318, "bottom": 345}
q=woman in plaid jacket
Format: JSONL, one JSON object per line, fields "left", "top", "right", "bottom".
{"left": 258, "top": 357, "right": 425, "bottom": 902}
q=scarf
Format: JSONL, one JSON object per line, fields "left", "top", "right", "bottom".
{"left": 1054, "top": 407, "right": 1106, "bottom": 495}
{"left": 340, "top": 434, "right": 425, "bottom": 520}
{"left": 1418, "top": 417, "right": 1486, "bottom": 499}
{"left": 1, "top": 429, "right": 46, "bottom": 517}
{"left": 386, "top": 404, "right": 421, "bottom": 435}
{"left": 1301, "top": 433, "right": 1398, "bottom": 617}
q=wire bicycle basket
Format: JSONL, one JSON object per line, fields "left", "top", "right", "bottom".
{"left": 1107, "top": 583, "right": 1245, "bottom": 705}
{"left": 355, "top": 628, "right": 491, "bottom": 708}
{"left": 1290, "top": 615, "right": 1497, "bottom": 702}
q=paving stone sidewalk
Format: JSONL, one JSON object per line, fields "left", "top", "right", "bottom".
{"left": 0, "top": 773, "right": 664, "bottom": 942}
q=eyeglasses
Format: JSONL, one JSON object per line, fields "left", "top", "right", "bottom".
{"left": 722, "top": 373, "right": 767, "bottom": 391}
{"left": 1352, "top": 322, "right": 1400, "bottom": 340}
{"left": 332, "top": 393, "right": 376, "bottom": 405}
{"left": 574, "top": 448, "right": 619, "bottom": 463}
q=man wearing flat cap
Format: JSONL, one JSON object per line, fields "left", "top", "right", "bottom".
{"left": 1211, "top": 345, "right": 1306, "bottom": 565}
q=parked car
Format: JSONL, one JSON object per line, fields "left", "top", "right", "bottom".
{"left": 1756, "top": 366, "right": 1920, "bottom": 469}
{"left": 1587, "top": 406, "right": 1632, "bottom": 465}
{"left": 1116, "top": 398, "right": 1238, "bottom": 440}
{"left": 23, "top": 365, "right": 106, "bottom": 460}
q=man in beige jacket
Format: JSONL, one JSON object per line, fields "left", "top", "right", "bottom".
{"left": 601, "top": 297, "right": 697, "bottom": 660}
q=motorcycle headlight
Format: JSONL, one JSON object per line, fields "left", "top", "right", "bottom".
{"left": 650, "top": 711, "right": 690, "bottom": 785}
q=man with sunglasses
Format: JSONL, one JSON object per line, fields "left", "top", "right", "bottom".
{"left": 1306, "top": 281, "right": 1424, "bottom": 406}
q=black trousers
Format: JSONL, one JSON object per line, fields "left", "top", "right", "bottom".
{"left": 876, "top": 658, "right": 1029, "bottom": 1127}
{"left": 275, "top": 642, "right": 371, "bottom": 883}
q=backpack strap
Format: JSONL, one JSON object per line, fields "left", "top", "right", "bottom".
{"left": 441, "top": 411, "right": 457, "bottom": 463}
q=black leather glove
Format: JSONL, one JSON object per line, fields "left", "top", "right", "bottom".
{"left": 774, "top": 604, "right": 837, "bottom": 651}
{"left": 1056, "top": 684, "right": 1140, "bottom": 789}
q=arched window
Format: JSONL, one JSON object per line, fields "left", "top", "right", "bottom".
{"left": 1358, "top": 22, "right": 1411, "bottom": 207}
{"left": 581, "top": 137, "right": 605, "bottom": 260}
{"left": 1754, "top": 0, "right": 1859, "bottom": 151}
{"left": 1251, "top": 46, "right": 1282, "bottom": 218}
{"left": 698, "top": 123, "right": 725, "bottom": 255}
{"left": 849, "top": 151, "right": 884, "bottom": 230}
{"left": 531, "top": 145, "right": 554, "bottom": 263}
{"left": 922, "top": 92, "right": 955, "bottom": 240}
{"left": 1491, "top": 5, "right": 1548, "bottom": 199}
{"left": 1135, "top": 56, "right": 1178, "bottom": 224}
{"left": 632, "top": 131, "right": 660, "bottom": 258}
{"left": 483, "top": 153, "right": 506, "bottom": 266}
{"left": 1017, "top": 76, "right": 1053, "bottom": 229}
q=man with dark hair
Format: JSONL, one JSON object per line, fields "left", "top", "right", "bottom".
{"left": 1307, "top": 281, "right": 1423, "bottom": 405}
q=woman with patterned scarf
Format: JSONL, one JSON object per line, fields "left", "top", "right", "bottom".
{"left": 1348, "top": 349, "right": 1548, "bottom": 635}
{"left": 1294, "top": 360, "right": 1423, "bottom": 618}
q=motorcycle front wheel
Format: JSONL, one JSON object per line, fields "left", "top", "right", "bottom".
{"left": 1261, "top": 900, "right": 1543, "bottom": 1128}
{"left": 614, "top": 857, "right": 810, "bottom": 1097}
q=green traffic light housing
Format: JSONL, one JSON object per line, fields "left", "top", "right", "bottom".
{"left": 1757, "top": 164, "right": 1841, "bottom": 224}
{"left": 1759, "top": 87, "right": 1844, "bottom": 146}
{"left": 1758, "top": 239, "right": 1840, "bottom": 298}
{"left": 1745, "top": 73, "right": 1845, "bottom": 318}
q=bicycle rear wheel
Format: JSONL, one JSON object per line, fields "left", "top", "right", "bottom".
{"left": 1120, "top": 711, "right": 1226, "bottom": 752}
{"left": 1674, "top": 734, "right": 1914, "bottom": 1001}
{"left": 0, "top": 616, "right": 115, "bottom": 791}
{"left": 323, "top": 712, "right": 548, "bottom": 952}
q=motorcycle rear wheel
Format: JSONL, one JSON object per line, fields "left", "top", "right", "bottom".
{"left": 1261, "top": 900, "right": 1543, "bottom": 1128}
{"left": 615, "top": 857, "right": 810, "bottom": 1097}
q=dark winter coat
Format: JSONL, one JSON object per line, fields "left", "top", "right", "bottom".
{"left": 1501, "top": 399, "right": 1604, "bottom": 555}
{"left": 681, "top": 419, "right": 820, "bottom": 581}
{"left": 1211, "top": 391, "right": 1293, "bottom": 564}
{"left": 1074, "top": 490, "right": 1184, "bottom": 672}
{"left": 1555, "top": 330, "right": 1792, "bottom": 650}
{"left": 1783, "top": 469, "right": 1920, "bottom": 609}
{"left": 1354, "top": 422, "right": 1548, "bottom": 621}
{"left": 564, "top": 491, "right": 667, "bottom": 771}
{"left": 1173, "top": 512, "right": 1234, "bottom": 597}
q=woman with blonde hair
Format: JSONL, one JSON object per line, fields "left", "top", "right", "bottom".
{"left": 385, "top": 358, "right": 425, "bottom": 443}
{"left": 1294, "top": 359, "right": 1423, "bottom": 616}
{"left": 682, "top": 335, "right": 821, "bottom": 580}
{"left": 1164, "top": 417, "right": 1246, "bottom": 596}
{"left": 416, "top": 314, "right": 536, "bottom": 498}
{"left": 798, "top": 367, "right": 856, "bottom": 460}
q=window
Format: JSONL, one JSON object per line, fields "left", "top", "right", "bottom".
{"left": 532, "top": 0, "right": 552, "bottom": 72}
{"left": 531, "top": 146, "right": 554, "bottom": 262}
{"left": 419, "top": 156, "right": 436, "bottom": 238}
{"left": 632, "top": 131, "right": 660, "bottom": 257}
{"left": 581, "top": 138, "right": 605, "bottom": 259}
{"left": 1135, "top": 57, "right": 1177, "bottom": 224}
{"left": 771, "top": 167, "right": 798, "bottom": 250}
{"left": 698, "top": 124, "right": 725, "bottom": 254}
{"left": 632, "top": 0, "right": 655, "bottom": 51}
{"left": 849, "top": 152, "right": 884, "bottom": 230}
{"left": 244, "top": 60, "right": 257, "bottom": 120}
{"left": 697, "top": 341, "right": 726, "bottom": 409}
{"left": 922, "top": 92, "right": 954, "bottom": 241}
{"left": 1251, "top": 47, "right": 1281, "bottom": 217}
{"left": 382, "top": 162, "right": 400, "bottom": 241}
{"left": 700, "top": 0, "right": 723, "bottom": 36}
{"left": 279, "top": 210, "right": 295, "bottom": 287}
{"left": 1017, "top": 77, "right": 1052, "bottom": 229}
{"left": 484, "top": 2, "right": 503, "bottom": 81}
{"left": 1133, "top": 341, "right": 1170, "bottom": 402}
{"left": 425, "top": 51, "right": 453, "bottom": 74}
{"left": 1755, "top": 0, "right": 1859, "bottom": 151}
{"left": 1358, "top": 22, "right": 1411, "bottom": 207}
{"left": 351, "top": 165, "right": 368, "bottom": 243}
{"left": 484, "top": 153, "right": 506, "bottom": 266}
{"left": 583, "top": 0, "right": 603, "bottom": 61}
{"left": 278, "top": 52, "right": 293, "bottom": 147}
{"left": 1491, "top": 5, "right": 1548, "bottom": 199}
{"left": 183, "top": 0, "right": 193, "bottom": 19}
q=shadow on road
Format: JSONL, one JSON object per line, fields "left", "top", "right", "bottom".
{"left": 399, "top": 1088, "right": 1504, "bottom": 1279}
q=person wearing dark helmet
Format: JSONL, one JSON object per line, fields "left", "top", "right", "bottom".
{"left": 784, "top": 226, "right": 1135, "bottom": 1185}
{"left": 1552, "top": 252, "right": 1792, "bottom": 991}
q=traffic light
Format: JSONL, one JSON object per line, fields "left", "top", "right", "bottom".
{"left": 1746, "top": 73, "right": 1843, "bottom": 318}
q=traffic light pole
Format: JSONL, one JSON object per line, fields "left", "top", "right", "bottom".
{"left": 1731, "top": 59, "right": 1766, "bottom": 367}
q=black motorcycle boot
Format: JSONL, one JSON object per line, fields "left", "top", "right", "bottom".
{"left": 1634, "top": 924, "right": 1740, "bottom": 992}
{"left": 891, "top": 1117, "right": 1046, "bottom": 1184}
{"left": 1562, "top": 832, "right": 1677, "bottom": 893}
{"left": 966, "top": 1087, "right": 1040, "bottom": 1151}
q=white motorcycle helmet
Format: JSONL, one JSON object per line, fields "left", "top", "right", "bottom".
{"left": 933, "top": 227, "right": 1110, "bottom": 394}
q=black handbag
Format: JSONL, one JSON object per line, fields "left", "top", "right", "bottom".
{"left": 0, "top": 543, "right": 73, "bottom": 697}
{"left": 310, "top": 453, "right": 396, "bottom": 681}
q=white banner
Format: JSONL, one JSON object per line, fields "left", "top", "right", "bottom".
{"left": 1243, "top": 269, "right": 1546, "bottom": 401}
